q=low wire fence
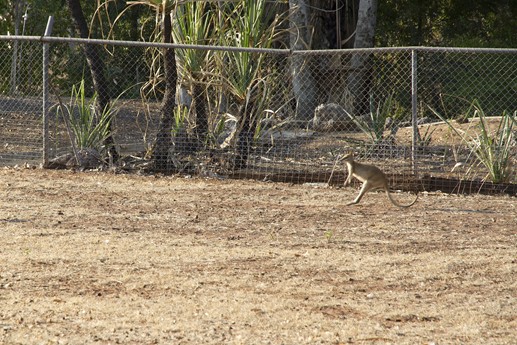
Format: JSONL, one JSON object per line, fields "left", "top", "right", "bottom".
{"left": 1, "top": 35, "right": 516, "bottom": 194}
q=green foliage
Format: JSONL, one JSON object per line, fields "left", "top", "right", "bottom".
{"left": 218, "top": 0, "right": 281, "bottom": 101}
{"left": 346, "top": 94, "right": 396, "bottom": 144}
{"left": 57, "top": 79, "right": 117, "bottom": 154}
{"left": 419, "top": 52, "right": 517, "bottom": 118}
{"left": 2, "top": 0, "right": 515, "bottom": 49}
{"left": 474, "top": 111, "right": 516, "bottom": 183}
{"left": 324, "top": 230, "right": 334, "bottom": 243}
{"left": 2, "top": 0, "right": 70, "bottom": 36}
{"left": 171, "top": 105, "right": 189, "bottom": 136}
{"left": 212, "top": 0, "right": 285, "bottom": 144}
{"left": 417, "top": 125, "right": 436, "bottom": 148}
{"left": 172, "top": 1, "right": 213, "bottom": 76}
{"left": 429, "top": 100, "right": 516, "bottom": 183}
{"left": 377, "top": 0, "right": 517, "bottom": 47}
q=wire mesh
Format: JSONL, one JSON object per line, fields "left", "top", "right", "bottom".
{"left": 0, "top": 40, "right": 43, "bottom": 165}
{"left": 0, "top": 36, "right": 516, "bottom": 193}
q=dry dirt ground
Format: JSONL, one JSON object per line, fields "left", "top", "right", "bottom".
{"left": 0, "top": 168, "right": 516, "bottom": 345}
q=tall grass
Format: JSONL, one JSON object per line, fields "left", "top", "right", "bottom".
{"left": 429, "top": 100, "right": 516, "bottom": 183}
{"left": 172, "top": 1, "right": 213, "bottom": 77}
{"left": 346, "top": 94, "right": 396, "bottom": 144}
{"left": 57, "top": 79, "right": 117, "bottom": 155}
{"left": 217, "top": 0, "right": 281, "bottom": 100}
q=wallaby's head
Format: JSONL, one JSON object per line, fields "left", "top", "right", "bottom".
{"left": 341, "top": 153, "right": 354, "bottom": 162}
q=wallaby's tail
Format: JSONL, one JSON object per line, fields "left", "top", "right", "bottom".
{"left": 386, "top": 190, "right": 419, "bottom": 208}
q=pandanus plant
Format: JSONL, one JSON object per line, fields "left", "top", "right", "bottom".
{"left": 216, "top": 0, "right": 283, "bottom": 167}
{"left": 430, "top": 100, "right": 516, "bottom": 184}
{"left": 171, "top": 0, "right": 213, "bottom": 149}
{"left": 106, "top": 0, "right": 285, "bottom": 170}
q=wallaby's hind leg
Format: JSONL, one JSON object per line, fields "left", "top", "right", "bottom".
{"left": 347, "top": 180, "right": 373, "bottom": 206}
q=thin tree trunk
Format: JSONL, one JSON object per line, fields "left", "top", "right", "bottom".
{"left": 10, "top": 0, "right": 24, "bottom": 95}
{"left": 289, "top": 0, "right": 319, "bottom": 122}
{"left": 235, "top": 100, "right": 254, "bottom": 169}
{"left": 342, "top": 0, "right": 360, "bottom": 49}
{"left": 151, "top": 10, "right": 178, "bottom": 172}
{"left": 347, "top": 0, "right": 378, "bottom": 115}
{"left": 193, "top": 81, "right": 208, "bottom": 146}
{"left": 67, "top": 0, "right": 119, "bottom": 161}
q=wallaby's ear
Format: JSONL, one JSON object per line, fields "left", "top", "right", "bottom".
{"left": 341, "top": 151, "right": 353, "bottom": 160}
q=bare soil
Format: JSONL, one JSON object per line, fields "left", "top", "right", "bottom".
{"left": 0, "top": 168, "right": 516, "bottom": 344}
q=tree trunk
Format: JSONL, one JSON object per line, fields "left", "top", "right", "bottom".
{"left": 347, "top": 0, "right": 378, "bottom": 115}
{"left": 289, "top": 0, "right": 319, "bottom": 122}
{"left": 235, "top": 100, "right": 254, "bottom": 169}
{"left": 341, "top": 0, "right": 360, "bottom": 49}
{"left": 151, "top": 10, "right": 178, "bottom": 172}
{"left": 10, "top": 0, "right": 24, "bottom": 95}
{"left": 67, "top": 0, "right": 119, "bottom": 161}
{"left": 193, "top": 81, "right": 208, "bottom": 146}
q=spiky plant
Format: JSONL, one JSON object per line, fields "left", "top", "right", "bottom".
{"left": 429, "top": 100, "right": 516, "bottom": 183}
{"left": 171, "top": 1, "right": 214, "bottom": 145}
{"left": 57, "top": 79, "right": 117, "bottom": 155}
{"left": 345, "top": 94, "right": 396, "bottom": 145}
{"left": 215, "top": 0, "right": 284, "bottom": 166}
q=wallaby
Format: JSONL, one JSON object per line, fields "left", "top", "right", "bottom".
{"left": 342, "top": 153, "right": 418, "bottom": 208}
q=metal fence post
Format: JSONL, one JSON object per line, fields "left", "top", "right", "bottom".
{"left": 411, "top": 49, "right": 418, "bottom": 177}
{"left": 42, "top": 16, "right": 54, "bottom": 167}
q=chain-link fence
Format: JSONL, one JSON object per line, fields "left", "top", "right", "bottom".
{"left": 1, "top": 35, "right": 516, "bottom": 193}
